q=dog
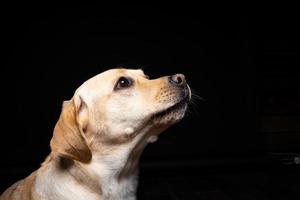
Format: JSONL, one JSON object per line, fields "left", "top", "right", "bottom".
{"left": 1, "top": 68, "right": 191, "bottom": 200}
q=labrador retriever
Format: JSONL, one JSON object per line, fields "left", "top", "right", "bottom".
{"left": 0, "top": 68, "right": 191, "bottom": 200}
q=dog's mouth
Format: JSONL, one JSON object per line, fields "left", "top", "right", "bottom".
{"left": 152, "top": 95, "right": 190, "bottom": 123}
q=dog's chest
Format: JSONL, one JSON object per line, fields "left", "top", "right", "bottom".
{"left": 36, "top": 168, "right": 137, "bottom": 200}
{"left": 101, "top": 175, "right": 137, "bottom": 200}
{"left": 87, "top": 148, "right": 140, "bottom": 199}
{"left": 61, "top": 176, "right": 136, "bottom": 200}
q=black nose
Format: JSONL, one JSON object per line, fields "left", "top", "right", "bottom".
{"left": 169, "top": 74, "right": 186, "bottom": 86}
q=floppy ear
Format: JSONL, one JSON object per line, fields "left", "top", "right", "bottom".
{"left": 50, "top": 96, "right": 92, "bottom": 163}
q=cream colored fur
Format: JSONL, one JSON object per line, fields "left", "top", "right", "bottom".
{"left": 1, "top": 68, "right": 190, "bottom": 200}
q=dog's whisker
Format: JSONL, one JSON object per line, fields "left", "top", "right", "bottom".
{"left": 185, "top": 86, "right": 204, "bottom": 117}
{"left": 184, "top": 99, "right": 199, "bottom": 117}
{"left": 188, "top": 104, "right": 200, "bottom": 117}
{"left": 189, "top": 87, "right": 205, "bottom": 101}
{"left": 192, "top": 93, "right": 206, "bottom": 101}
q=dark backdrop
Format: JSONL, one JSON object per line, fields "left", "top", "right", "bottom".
{"left": 1, "top": 4, "right": 300, "bottom": 193}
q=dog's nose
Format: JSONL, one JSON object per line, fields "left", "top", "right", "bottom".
{"left": 169, "top": 74, "right": 186, "bottom": 86}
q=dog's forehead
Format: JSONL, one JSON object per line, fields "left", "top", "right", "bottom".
{"left": 102, "top": 68, "right": 145, "bottom": 78}
{"left": 75, "top": 68, "right": 145, "bottom": 98}
{"left": 92, "top": 68, "right": 144, "bottom": 81}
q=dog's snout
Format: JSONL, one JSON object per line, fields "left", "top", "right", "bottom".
{"left": 168, "top": 74, "right": 186, "bottom": 86}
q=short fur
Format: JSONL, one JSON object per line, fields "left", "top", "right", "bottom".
{"left": 1, "top": 68, "right": 190, "bottom": 200}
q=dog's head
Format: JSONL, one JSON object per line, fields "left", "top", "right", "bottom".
{"left": 50, "top": 68, "right": 190, "bottom": 163}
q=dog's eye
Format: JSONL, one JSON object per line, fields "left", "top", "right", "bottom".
{"left": 115, "top": 77, "right": 133, "bottom": 90}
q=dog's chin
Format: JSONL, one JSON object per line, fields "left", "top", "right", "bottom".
{"left": 152, "top": 97, "right": 189, "bottom": 126}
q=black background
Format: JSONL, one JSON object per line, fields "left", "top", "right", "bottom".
{"left": 1, "top": 4, "right": 300, "bottom": 199}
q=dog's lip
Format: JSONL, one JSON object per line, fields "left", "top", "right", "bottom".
{"left": 153, "top": 95, "right": 189, "bottom": 118}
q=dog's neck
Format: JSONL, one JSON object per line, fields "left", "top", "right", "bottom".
{"left": 87, "top": 123, "right": 160, "bottom": 181}
{"left": 86, "top": 129, "right": 152, "bottom": 186}
{"left": 38, "top": 131, "right": 154, "bottom": 200}
{"left": 37, "top": 124, "right": 162, "bottom": 200}
{"left": 37, "top": 153, "right": 138, "bottom": 200}
{"left": 86, "top": 153, "right": 139, "bottom": 200}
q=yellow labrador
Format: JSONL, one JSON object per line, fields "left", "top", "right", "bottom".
{"left": 1, "top": 68, "right": 191, "bottom": 200}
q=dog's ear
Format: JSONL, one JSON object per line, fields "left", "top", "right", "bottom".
{"left": 50, "top": 96, "right": 92, "bottom": 163}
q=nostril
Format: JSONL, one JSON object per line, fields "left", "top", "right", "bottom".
{"left": 169, "top": 74, "right": 185, "bottom": 85}
{"left": 176, "top": 76, "right": 183, "bottom": 84}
